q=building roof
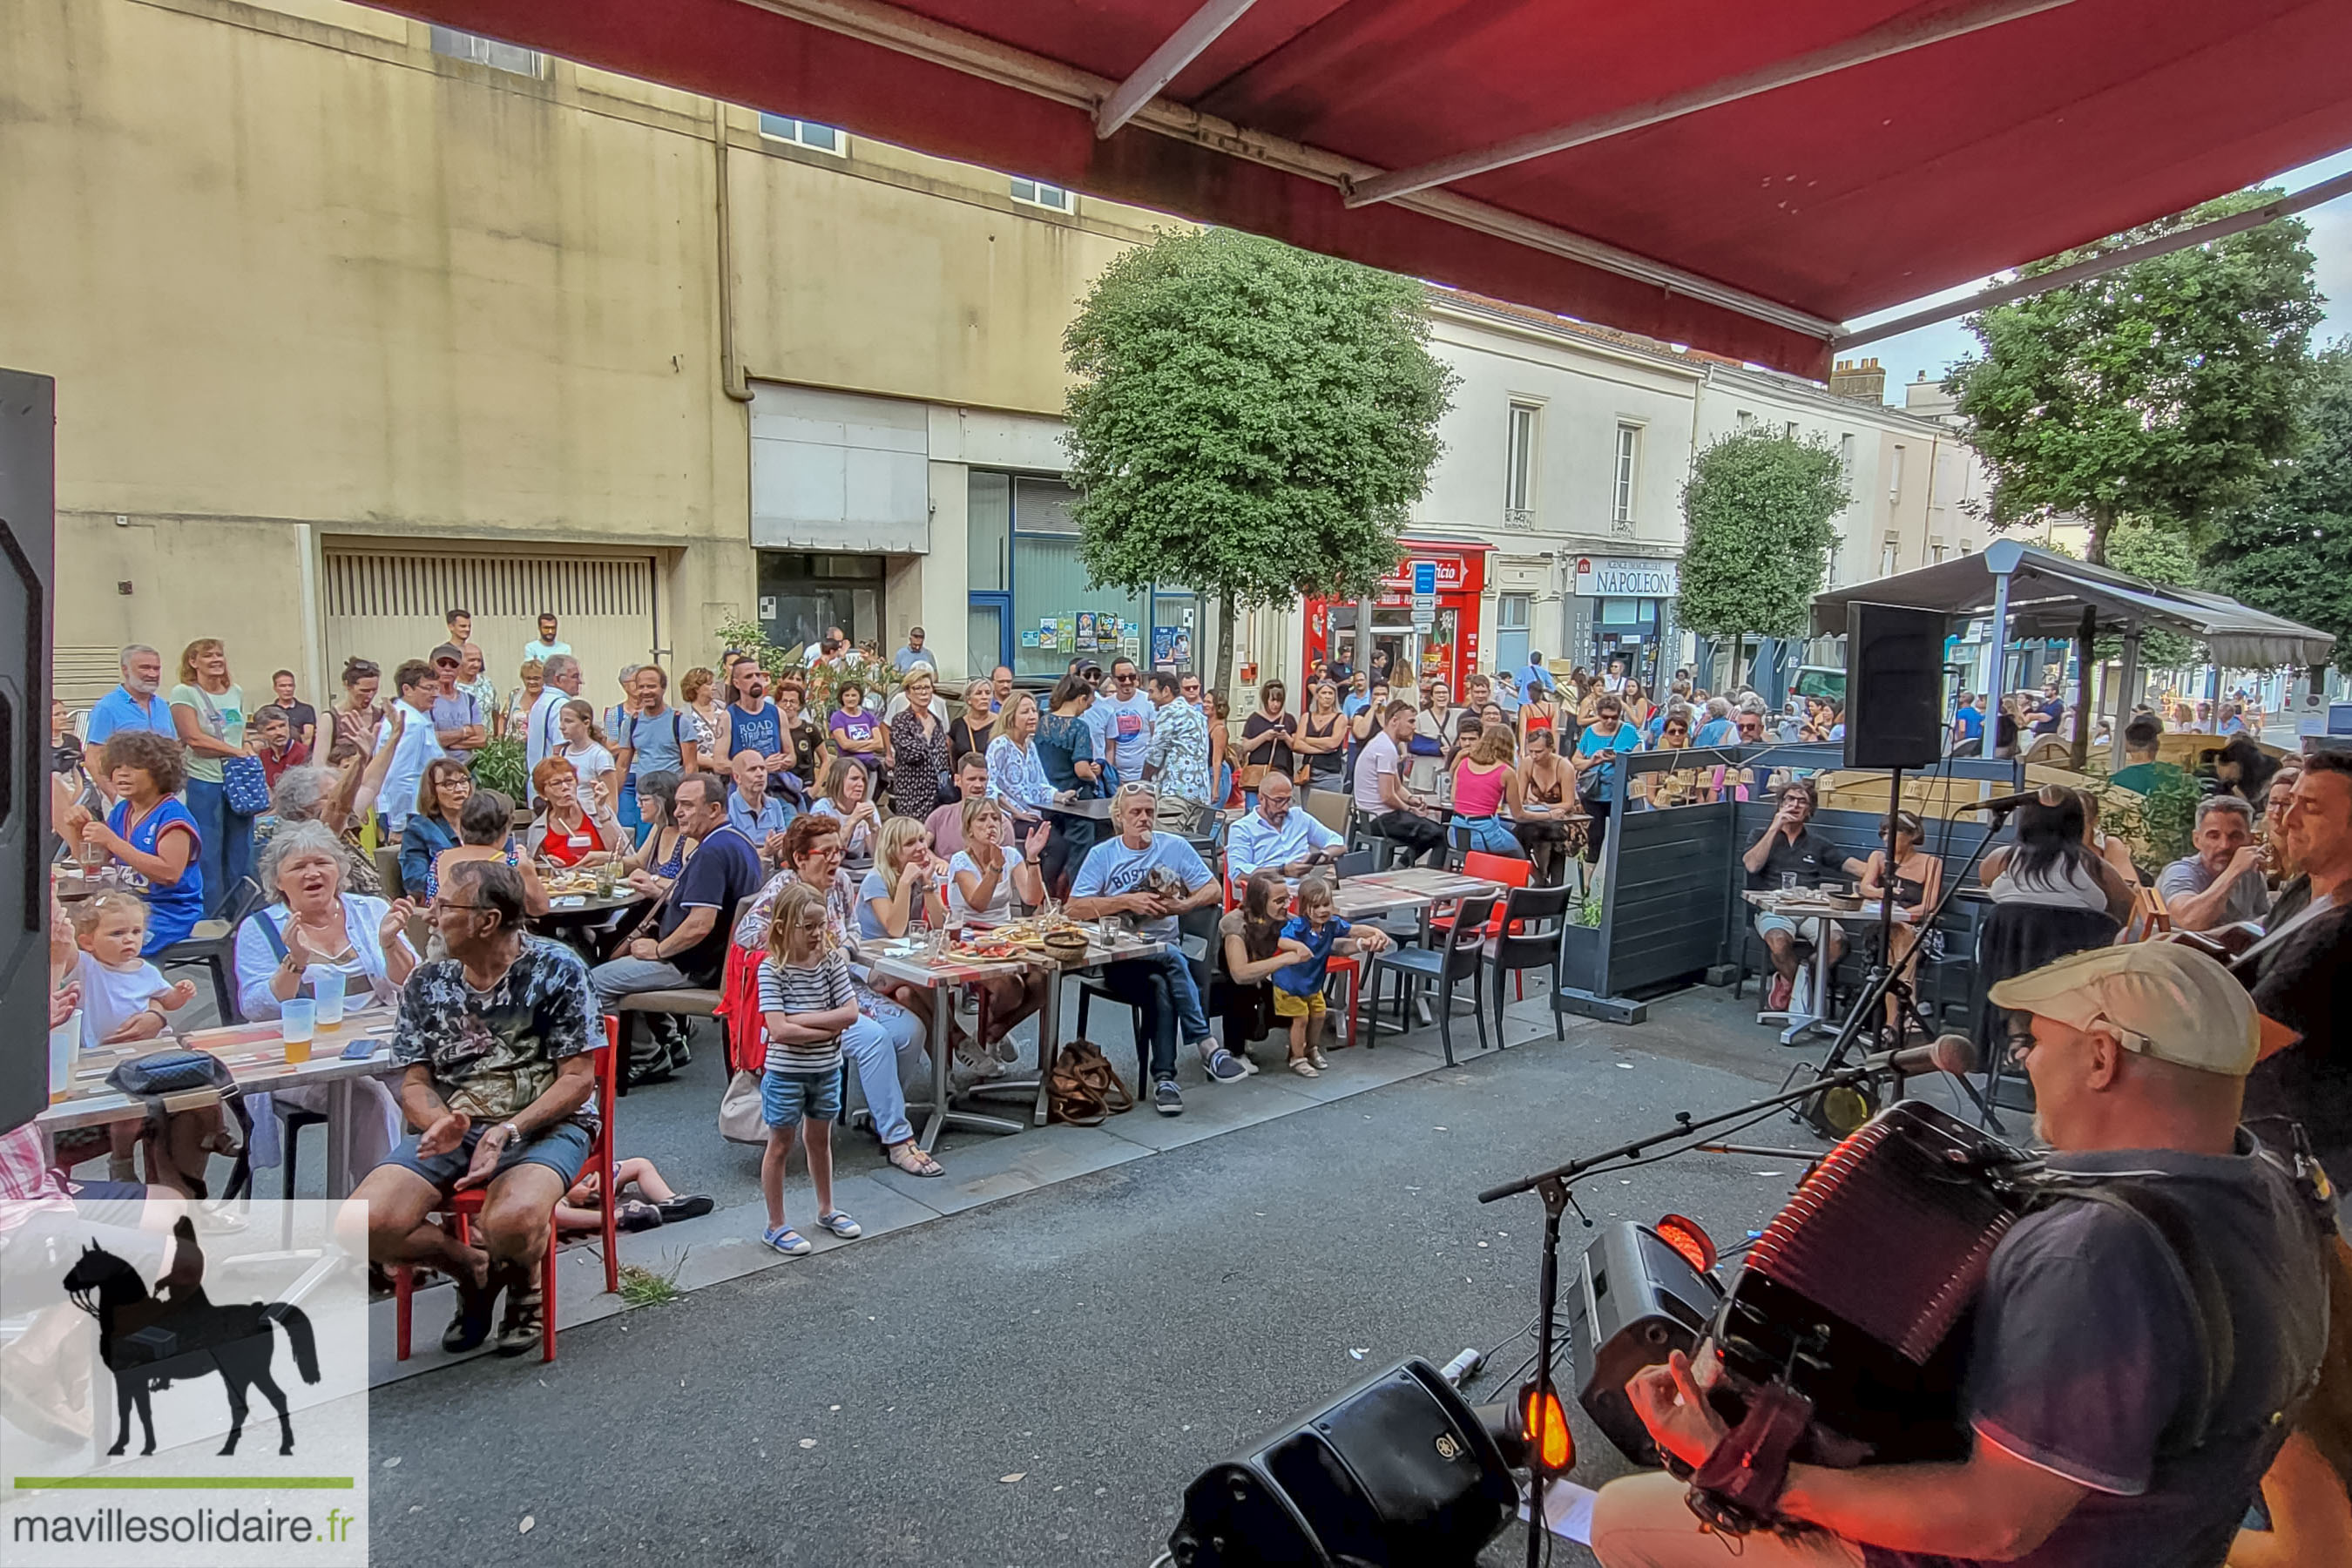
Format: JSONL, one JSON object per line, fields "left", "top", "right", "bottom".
{"left": 387, "top": 0, "right": 2352, "bottom": 377}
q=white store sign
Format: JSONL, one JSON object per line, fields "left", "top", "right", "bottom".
{"left": 1574, "top": 556, "right": 1680, "bottom": 598}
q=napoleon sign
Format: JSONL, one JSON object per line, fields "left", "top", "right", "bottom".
{"left": 1574, "top": 557, "right": 1680, "bottom": 598}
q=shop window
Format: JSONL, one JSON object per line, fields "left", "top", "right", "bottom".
{"left": 1601, "top": 597, "right": 1640, "bottom": 626}
{"left": 969, "top": 472, "right": 1010, "bottom": 591}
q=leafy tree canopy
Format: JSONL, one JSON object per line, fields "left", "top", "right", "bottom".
{"left": 1063, "top": 228, "right": 1456, "bottom": 693}
{"left": 1678, "top": 432, "right": 1849, "bottom": 666}
{"left": 1947, "top": 190, "right": 2322, "bottom": 562}
{"left": 2207, "top": 342, "right": 2352, "bottom": 672}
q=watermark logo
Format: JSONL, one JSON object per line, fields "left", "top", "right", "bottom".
{"left": 1, "top": 1200, "right": 368, "bottom": 1566}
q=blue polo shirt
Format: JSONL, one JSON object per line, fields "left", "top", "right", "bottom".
{"left": 85, "top": 686, "right": 176, "bottom": 747}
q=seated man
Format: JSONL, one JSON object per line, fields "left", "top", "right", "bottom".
{"left": 349, "top": 861, "right": 598, "bottom": 1357}
{"left": 1591, "top": 943, "right": 2329, "bottom": 1568}
{"left": 2107, "top": 713, "right": 2186, "bottom": 796}
{"left": 1741, "top": 780, "right": 1848, "bottom": 1012}
{"left": 723, "top": 747, "right": 794, "bottom": 862}
{"left": 2156, "top": 795, "right": 2270, "bottom": 935}
{"left": 589, "top": 772, "right": 767, "bottom": 1083}
{"left": 1227, "top": 772, "right": 1342, "bottom": 882}
{"left": 1351, "top": 700, "right": 1446, "bottom": 866}
{"left": 925, "top": 751, "right": 991, "bottom": 857}
{"left": 1066, "top": 783, "right": 1238, "bottom": 1113}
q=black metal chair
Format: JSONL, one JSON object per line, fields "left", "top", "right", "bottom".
{"left": 158, "top": 875, "right": 266, "bottom": 1024}
{"left": 1485, "top": 883, "right": 1572, "bottom": 1045}
{"left": 1356, "top": 893, "right": 1496, "bottom": 1066}
{"left": 1074, "top": 902, "right": 1224, "bottom": 1087}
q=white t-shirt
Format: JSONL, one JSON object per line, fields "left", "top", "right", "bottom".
{"left": 78, "top": 951, "right": 172, "bottom": 1050}
{"left": 1087, "top": 692, "right": 1155, "bottom": 773}
{"left": 374, "top": 699, "right": 446, "bottom": 833}
{"left": 1355, "top": 730, "right": 1404, "bottom": 814}
{"left": 564, "top": 741, "right": 616, "bottom": 799}
{"left": 948, "top": 846, "right": 1025, "bottom": 922}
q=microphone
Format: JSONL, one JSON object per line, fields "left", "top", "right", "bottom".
{"left": 1861, "top": 1032, "right": 1983, "bottom": 1078}
{"left": 1960, "top": 789, "right": 2041, "bottom": 814}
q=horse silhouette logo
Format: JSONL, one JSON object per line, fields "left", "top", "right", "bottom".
{"left": 60, "top": 1216, "right": 321, "bottom": 1457}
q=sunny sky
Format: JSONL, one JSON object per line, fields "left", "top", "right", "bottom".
{"left": 1845, "top": 147, "right": 2352, "bottom": 403}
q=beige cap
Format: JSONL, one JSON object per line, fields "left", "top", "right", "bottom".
{"left": 1988, "top": 942, "right": 2259, "bottom": 1078}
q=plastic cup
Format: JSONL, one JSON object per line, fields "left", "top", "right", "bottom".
{"left": 280, "top": 998, "right": 315, "bottom": 1064}
{"left": 49, "top": 1010, "right": 78, "bottom": 1105}
{"left": 311, "top": 972, "right": 345, "bottom": 1031}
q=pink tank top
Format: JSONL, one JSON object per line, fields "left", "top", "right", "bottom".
{"left": 1453, "top": 761, "right": 1509, "bottom": 817}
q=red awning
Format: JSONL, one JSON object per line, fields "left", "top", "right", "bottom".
{"left": 376, "top": 0, "right": 2352, "bottom": 376}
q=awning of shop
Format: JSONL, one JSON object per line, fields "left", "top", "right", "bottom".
{"left": 1811, "top": 540, "right": 2336, "bottom": 669}
{"left": 371, "top": 0, "right": 2352, "bottom": 379}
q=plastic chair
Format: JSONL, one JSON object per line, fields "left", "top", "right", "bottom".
{"left": 1074, "top": 905, "right": 1224, "bottom": 1089}
{"left": 1355, "top": 894, "right": 1497, "bottom": 1066}
{"left": 1485, "top": 883, "right": 1571, "bottom": 1044}
{"left": 1433, "top": 852, "right": 1532, "bottom": 943}
{"left": 159, "top": 875, "right": 266, "bottom": 1024}
{"left": 395, "top": 1015, "right": 621, "bottom": 1364}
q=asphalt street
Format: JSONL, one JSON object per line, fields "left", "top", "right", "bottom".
{"left": 368, "top": 993, "right": 1840, "bottom": 1568}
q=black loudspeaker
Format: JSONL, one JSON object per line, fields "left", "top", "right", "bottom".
{"left": 1166, "top": 1358, "right": 1518, "bottom": 1567}
{"left": 1568, "top": 1222, "right": 1726, "bottom": 1464}
{"left": 0, "top": 369, "right": 55, "bottom": 1137}
{"left": 1843, "top": 601, "right": 1945, "bottom": 770}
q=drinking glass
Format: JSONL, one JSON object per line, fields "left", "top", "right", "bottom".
{"left": 280, "top": 998, "right": 316, "bottom": 1064}
{"left": 312, "top": 973, "right": 345, "bottom": 1031}
{"left": 1780, "top": 872, "right": 1799, "bottom": 892}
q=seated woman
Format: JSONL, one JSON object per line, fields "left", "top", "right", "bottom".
{"left": 1513, "top": 725, "right": 1578, "bottom": 885}
{"left": 527, "top": 756, "right": 624, "bottom": 869}
{"left": 1853, "top": 810, "right": 1943, "bottom": 1037}
{"left": 1216, "top": 871, "right": 1315, "bottom": 1068}
{"left": 435, "top": 789, "right": 550, "bottom": 919}
{"left": 555, "top": 1155, "right": 714, "bottom": 1235}
{"left": 232, "top": 820, "right": 416, "bottom": 1195}
{"left": 857, "top": 815, "right": 956, "bottom": 1049}
{"left": 1448, "top": 724, "right": 1530, "bottom": 858}
{"left": 397, "top": 758, "right": 472, "bottom": 900}
{"left": 2076, "top": 787, "right": 2142, "bottom": 887}
{"left": 1976, "top": 787, "right": 2132, "bottom": 1056}
{"left": 808, "top": 754, "right": 882, "bottom": 867}
{"left": 618, "top": 769, "right": 695, "bottom": 896}
{"left": 827, "top": 679, "right": 890, "bottom": 791}
{"left": 944, "top": 796, "right": 1050, "bottom": 1054}
{"left": 71, "top": 730, "right": 205, "bottom": 952}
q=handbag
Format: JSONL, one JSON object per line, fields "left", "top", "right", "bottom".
{"left": 1047, "top": 1038, "right": 1134, "bottom": 1126}
{"left": 1235, "top": 764, "right": 1269, "bottom": 791}
{"left": 194, "top": 686, "right": 270, "bottom": 814}
{"left": 107, "top": 1048, "right": 244, "bottom": 1154}
{"left": 719, "top": 1069, "right": 767, "bottom": 1145}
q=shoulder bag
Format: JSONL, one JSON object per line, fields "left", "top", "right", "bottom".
{"left": 1047, "top": 1038, "right": 1134, "bottom": 1126}
{"left": 197, "top": 686, "right": 272, "bottom": 815}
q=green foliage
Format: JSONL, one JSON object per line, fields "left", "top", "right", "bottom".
{"left": 618, "top": 1260, "right": 685, "bottom": 1308}
{"left": 1677, "top": 433, "right": 1849, "bottom": 670}
{"left": 468, "top": 736, "right": 527, "bottom": 802}
{"left": 2099, "top": 519, "right": 2201, "bottom": 670}
{"left": 1947, "top": 190, "right": 2322, "bottom": 562}
{"left": 2206, "top": 343, "right": 2352, "bottom": 672}
{"left": 714, "top": 613, "right": 793, "bottom": 683}
{"left": 2136, "top": 767, "right": 2202, "bottom": 872}
{"left": 1063, "top": 229, "right": 1456, "bottom": 694}
{"left": 711, "top": 612, "right": 899, "bottom": 708}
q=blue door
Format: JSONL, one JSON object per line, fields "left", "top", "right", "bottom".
{"left": 968, "top": 593, "right": 1011, "bottom": 678}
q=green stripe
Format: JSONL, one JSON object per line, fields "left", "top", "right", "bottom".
{"left": 11, "top": 1477, "right": 355, "bottom": 1490}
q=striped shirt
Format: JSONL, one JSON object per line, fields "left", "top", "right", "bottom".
{"left": 757, "top": 950, "right": 854, "bottom": 1076}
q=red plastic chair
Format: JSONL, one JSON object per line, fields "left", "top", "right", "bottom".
{"left": 395, "top": 1014, "right": 622, "bottom": 1364}
{"left": 1433, "top": 852, "right": 1537, "bottom": 996}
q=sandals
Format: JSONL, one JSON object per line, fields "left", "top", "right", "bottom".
{"left": 818, "top": 1210, "right": 862, "bottom": 1239}
{"left": 1289, "top": 1058, "right": 1321, "bottom": 1078}
{"left": 887, "top": 1140, "right": 946, "bottom": 1178}
{"left": 762, "top": 1225, "right": 812, "bottom": 1256}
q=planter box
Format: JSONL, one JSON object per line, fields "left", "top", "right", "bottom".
{"left": 1559, "top": 921, "right": 1604, "bottom": 993}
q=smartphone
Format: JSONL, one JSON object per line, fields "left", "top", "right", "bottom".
{"left": 341, "top": 1037, "right": 382, "bottom": 1061}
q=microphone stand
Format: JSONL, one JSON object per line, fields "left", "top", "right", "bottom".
{"left": 1477, "top": 1050, "right": 1936, "bottom": 1568}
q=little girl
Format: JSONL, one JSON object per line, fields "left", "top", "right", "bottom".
{"left": 756, "top": 880, "right": 864, "bottom": 1256}
{"left": 72, "top": 891, "right": 223, "bottom": 1194}
{"left": 1268, "top": 875, "right": 1387, "bottom": 1077}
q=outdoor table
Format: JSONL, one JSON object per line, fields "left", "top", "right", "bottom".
{"left": 40, "top": 1010, "right": 402, "bottom": 1199}
{"left": 863, "top": 941, "right": 1037, "bottom": 1153}
{"left": 530, "top": 888, "right": 646, "bottom": 961}
{"left": 1740, "top": 889, "right": 1891, "bottom": 1044}
{"left": 1329, "top": 868, "right": 1504, "bottom": 1037}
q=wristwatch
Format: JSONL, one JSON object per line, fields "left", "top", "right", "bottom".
{"left": 498, "top": 1121, "right": 521, "bottom": 1145}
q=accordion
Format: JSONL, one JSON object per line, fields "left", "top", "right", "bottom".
{"left": 1706, "top": 1100, "right": 2031, "bottom": 1468}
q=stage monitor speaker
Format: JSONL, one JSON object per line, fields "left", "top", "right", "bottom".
{"left": 0, "top": 369, "right": 55, "bottom": 1137}
{"left": 1568, "top": 1221, "right": 1726, "bottom": 1464}
{"left": 1166, "top": 1357, "right": 1518, "bottom": 1567}
{"left": 1843, "top": 601, "right": 1945, "bottom": 770}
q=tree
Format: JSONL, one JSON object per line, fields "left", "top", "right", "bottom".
{"left": 1947, "top": 190, "right": 2322, "bottom": 564}
{"left": 2101, "top": 519, "right": 2200, "bottom": 672}
{"left": 2206, "top": 343, "right": 2352, "bottom": 673}
{"left": 1063, "top": 229, "right": 1456, "bottom": 698}
{"left": 1677, "top": 432, "right": 1849, "bottom": 689}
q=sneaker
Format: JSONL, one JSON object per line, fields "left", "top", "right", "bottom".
{"left": 762, "top": 1224, "right": 813, "bottom": 1256}
{"left": 493, "top": 1279, "right": 544, "bottom": 1358}
{"left": 1237, "top": 1052, "right": 1261, "bottom": 1075}
{"left": 441, "top": 1266, "right": 498, "bottom": 1355}
{"left": 954, "top": 1042, "right": 1004, "bottom": 1080}
{"left": 1290, "top": 1058, "right": 1321, "bottom": 1078}
{"left": 1765, "top": 973, "right": 1793, "bottom": 1012}
{"left": 1309, "top": 1046, "right": 1329, "bottom": 1070}
{"left": 1203, "top": 1048, "right": 1248, "bottom": 1084}
{"left": 817, "top": 1210, "right": 862, "bottom": 1239}
{"left": 1153, "top": 1078, "right": 1184, "bottom": 1117}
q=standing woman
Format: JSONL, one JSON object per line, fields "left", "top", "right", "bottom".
{"left": 170, "top": 638, "right": 256, "bottom": 913}
{"left": 1297, "top": 681, "right": 1348, "bottom": 799}
{"left": 1570, "top": 693, "right": 1641, "bottom": 865}
{"left": 1237, "top": 681, "right": 1300, "bottom": 808}
{"left": 1621, "top": 680, "right": 1654, "bottom": 733}
{"left": 1206, "top": 691, "right": 1235, "bottom": 808}
{"left": 557, "top": 700, "right": 618, "bottom": 814}
{"left": 950, "top": 679, "right": 997, "bottom": 765}
{"left": 1410, "top": 680, "right": 1461, "bottom": 797}
{"left": 1518, "top": 677, "right": 1559, "bottom": 749}
{"left": 774, "top": 677, "right": 828, "bottom": 796}
{"left": 828, "top": 679, "right": 890, "bottom": 794}
{"left": 397, "top": 758, "right": 473, "bottom": 901}
{"left": 887, "top": 668, "right": 955, "bottom": 818}
{"left": 328, "top": 657, "right": 383, "bottom": 767}
{"left": 1035, "top": 674, "right": 1105, "bottom": 895}
{"left": 75, "top": 731, "right": 205, "bottom": 952}
{"left": 1449, "top": 725, "right": 1531, "bottom": 857}
{"left": 680, "top": 666, "right": 731, "bottom": 771}
{"left": 984, "top": 691, "right": 1053, "bottom": 835}
{"left": 1855, "top": 810, "right": 1943, "bottom": 1037}
{"left": 503, "top": 659, "right": 544, "bottom": 747}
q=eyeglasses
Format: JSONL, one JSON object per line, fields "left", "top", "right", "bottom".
{"left": 432, "top": 900, "right": 484, "bottom": 914}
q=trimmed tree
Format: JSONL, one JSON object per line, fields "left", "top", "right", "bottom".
{"left": 1946, "top": 190, "right": 2322, "bottom": 564}
{"left": 1063, "top": 229, "right": 1456, "bottom": 699}
{"left": 2207, "top": 342, "right": 2352, "bottom": 673}
{"left": 1678, "top": 432, "right": 1849, "bottom": 690}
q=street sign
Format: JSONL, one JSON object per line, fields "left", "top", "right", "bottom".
{"left": 1411, "top": 560, "right": 1438, "bottom": 595}
{"left": 1411, "top": 589, "right": 1436, "bottom": 631}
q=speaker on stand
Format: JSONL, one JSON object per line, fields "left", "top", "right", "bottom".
{"left": 0, "top": 369, "right": 55, "bottom": 1138}
{"left": 1843, "top": 602, "right": 1945, "bottom": 772}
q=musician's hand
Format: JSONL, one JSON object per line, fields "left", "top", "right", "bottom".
{"left": 1625, "top": 1350, "right": 1729, "bottom": 1470}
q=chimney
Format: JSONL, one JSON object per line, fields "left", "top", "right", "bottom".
{"left": 1828, "top": 355, "right": 1887, "bottom": 404}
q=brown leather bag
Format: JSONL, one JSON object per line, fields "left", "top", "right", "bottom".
{"left": 1047, "top": 1038, "right": 1133, "bottom": 1125}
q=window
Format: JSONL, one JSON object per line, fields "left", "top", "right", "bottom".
{"left": 429, "top": 25, "right": 543, "bottom": 77}
{"left": 1010, "top": 178, "right": 1074, "bottom": 213}
{"left": 1838, "top": 433, "right": 1855, "bottom": 476}
{"left": 1959, "top": 540, "right": 1976, "bottom": 555}
{"left": 1504, "top": 402, "right": 1540, "bottom": 521}
{"left": 1930, "top": 543, "right": 1947, "bottom": 565}
{"left": 1889, "top": 444, "right": 1906, "bottom": 504}
{"left": 1880, "top": 538, "right": 1899, "bottom": 578}
{"left": 1612, "top": 423, "right": 1640, "bottom": 530}
{"left": 757, "top": 113, "right": 845, "bottom": 154}
{"left": 1735, "top": 410, "right": 1757, "bottom": 432}
{"left": 1785, "top": 421, "right": 1801, "bottom": 440}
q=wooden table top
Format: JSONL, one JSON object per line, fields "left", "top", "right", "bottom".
{"left": 41, "top": 1010, "right": 402, "bottom": 1132}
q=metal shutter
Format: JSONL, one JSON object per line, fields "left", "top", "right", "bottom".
{"left": 323, "top": 550, "right": 656, "bottom": 696}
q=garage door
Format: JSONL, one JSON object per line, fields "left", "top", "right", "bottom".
{"left": 323, "top": 549, "right": 657, "bottom": 702}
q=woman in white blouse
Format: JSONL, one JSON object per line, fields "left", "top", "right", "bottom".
{"left": 231, "top": 820, "right": 414, "bottom": 1194}
{"left": 984, "top": 691, "right": 1051, "bottom": 831}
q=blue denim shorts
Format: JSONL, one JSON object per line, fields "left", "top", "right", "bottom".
{"left": 384, "top": 1120, "right": 594, "bottom": 1194}
{"left": 761, "top": 1067, "right": 844, "bottom": 1128}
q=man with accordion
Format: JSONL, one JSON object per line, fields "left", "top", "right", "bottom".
{"left": 1589, "top": 941, "right": 2335, "bottom": 1568}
